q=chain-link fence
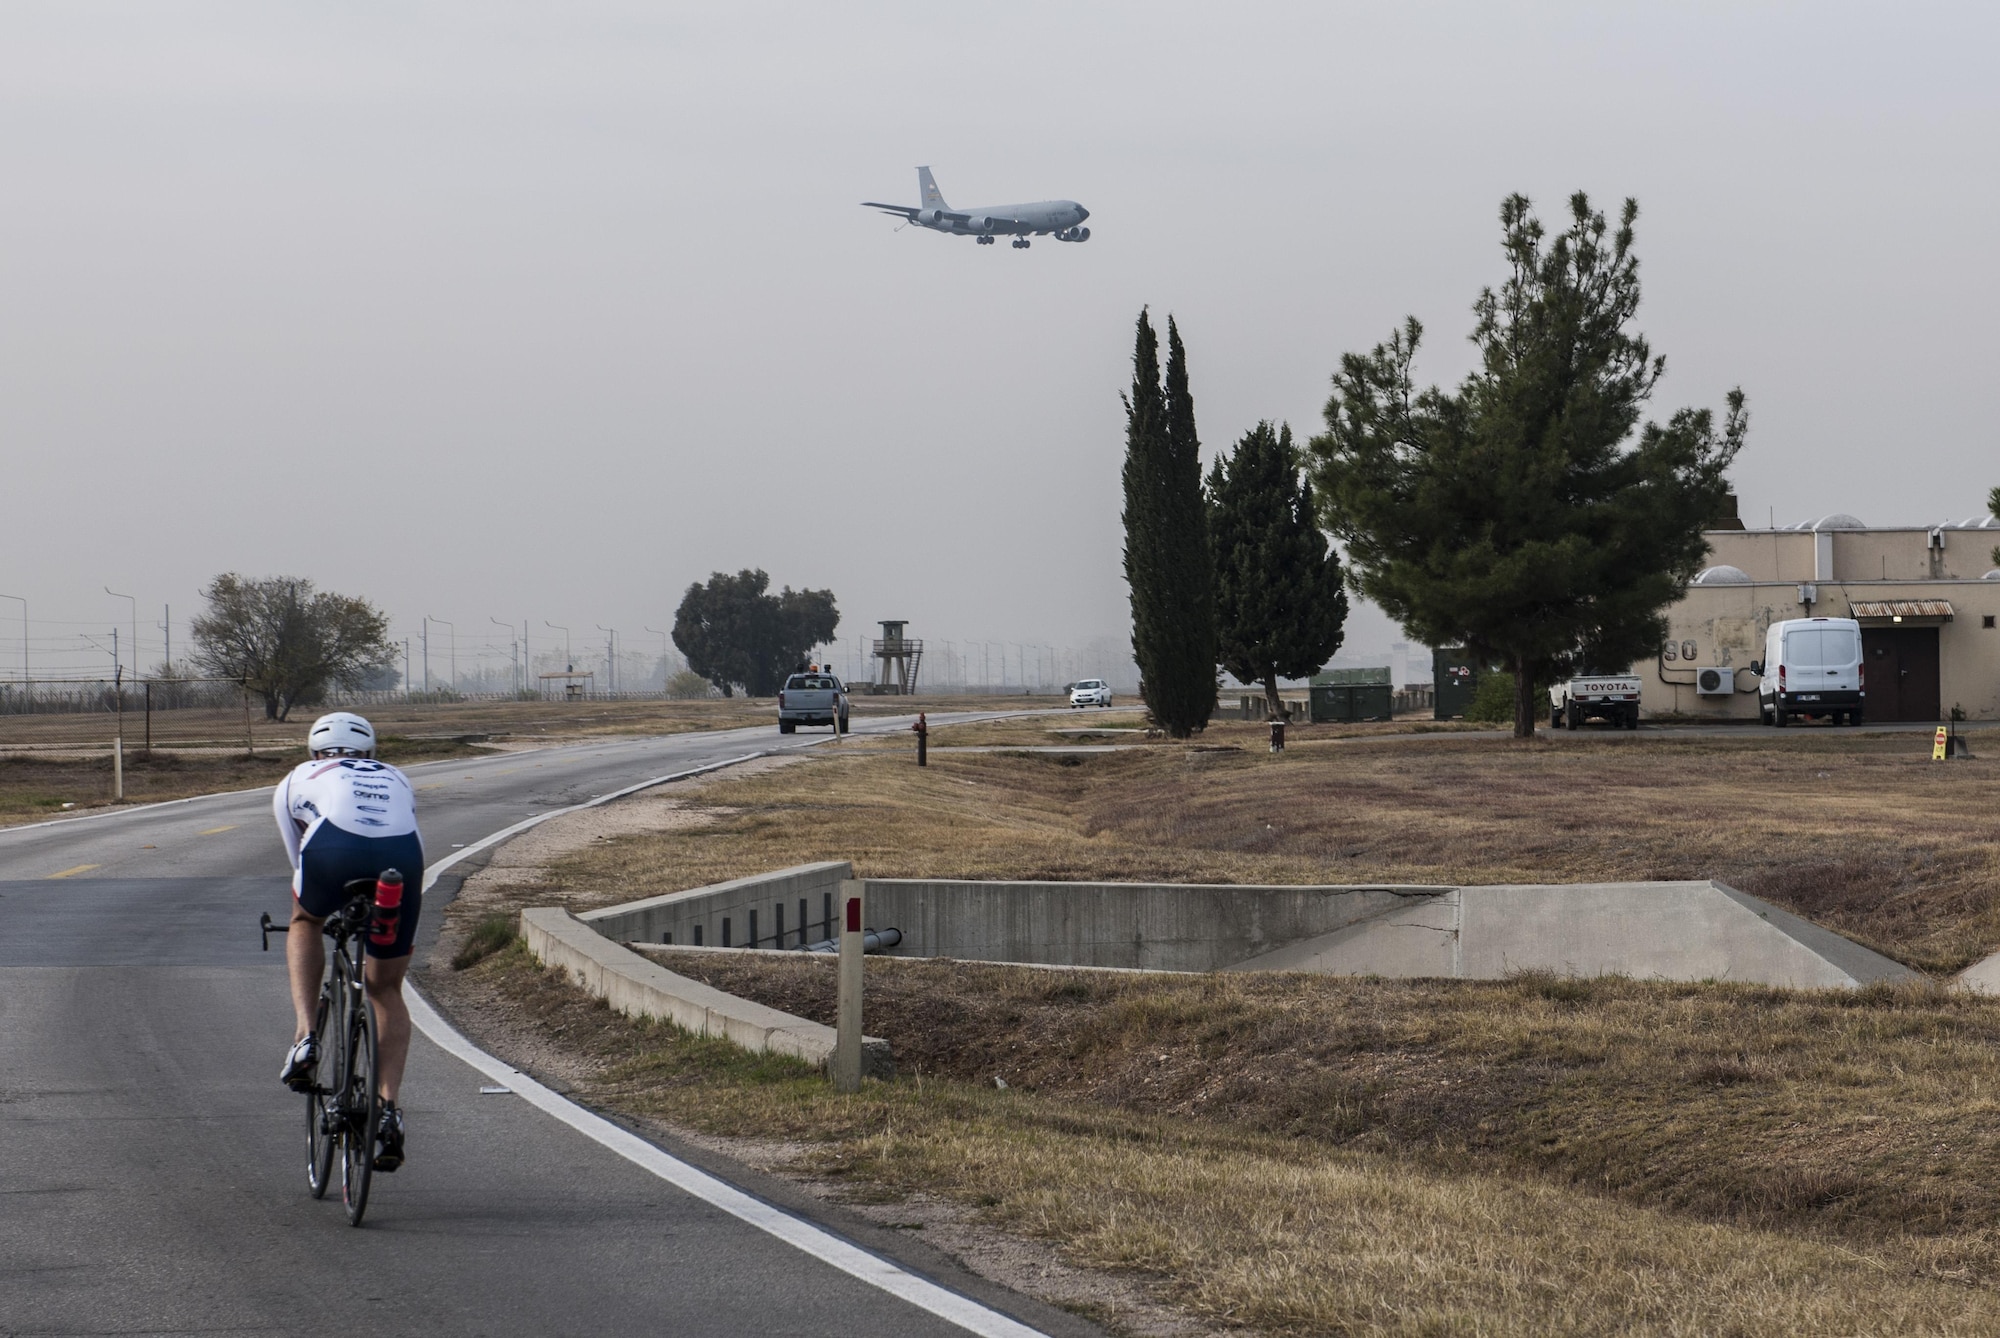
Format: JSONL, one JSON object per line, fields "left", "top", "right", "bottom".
{"left": 0, "top": 679, "right": 775, "bottom": 759}
{"left": 0, "top": 678, "right": 274, "bottom": 755}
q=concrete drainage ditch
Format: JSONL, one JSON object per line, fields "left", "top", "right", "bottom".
{"left": 521, "top": 861, "right": 1936, "bottom": 1074}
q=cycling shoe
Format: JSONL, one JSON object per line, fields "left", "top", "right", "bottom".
{"left": 374, "top": 1102, "right": 405, "bottom": 1173}
{"left": 281, "top": 1035, "right": 319, "bottom": 1092}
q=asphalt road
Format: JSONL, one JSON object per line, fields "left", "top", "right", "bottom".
{"left": 0, "top": 714, "right": 1077, "bottom": 1338}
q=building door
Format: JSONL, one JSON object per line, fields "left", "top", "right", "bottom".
{"left": 1862, "top": 627, "right": 1941, "bottom": 722}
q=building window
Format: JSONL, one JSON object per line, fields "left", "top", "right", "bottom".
{"left": 1986, "top": 615, "right": 1997, "bottom": 630}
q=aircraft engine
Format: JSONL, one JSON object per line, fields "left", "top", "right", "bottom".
{"left": 970, "top": 216, "right": 994, "bottom": 233}
{"left": 922, "top": 209, "right": 946, "bottom": 226}
{"left": 1077, "top": 227, "right": 1090, "bottom": 242}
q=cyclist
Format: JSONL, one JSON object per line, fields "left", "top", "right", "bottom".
{"left": 274, "top": 711, "right": 424, "bottom": 1172}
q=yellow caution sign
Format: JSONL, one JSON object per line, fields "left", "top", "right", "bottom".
{"left": 1933, "top": 726, "right": 1949, "bottom": 761}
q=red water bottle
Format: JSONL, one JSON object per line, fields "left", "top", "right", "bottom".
{"left": 369, "top": 869, "right": 404, "bottom": 947}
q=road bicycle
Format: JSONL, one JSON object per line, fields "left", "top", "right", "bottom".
{"left": 261, "top": 877, "right": 392, "bottom": 1227}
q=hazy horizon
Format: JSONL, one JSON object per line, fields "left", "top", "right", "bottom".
{"left": 4, "top": 2, "right": 1995, "bottom": 688}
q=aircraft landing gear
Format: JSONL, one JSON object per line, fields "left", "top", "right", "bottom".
{"left": 976, "top": 235, "right": 995, "bottom": 245}
{"left": 1011, "top": 238, "right": 1030, "bottom": 249}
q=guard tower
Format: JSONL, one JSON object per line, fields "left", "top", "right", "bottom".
{"left": 872, "top": 620, "right": 923, "bottom": 695}
{"left": 539, "top": 667, "right": 595, "bottom": 701}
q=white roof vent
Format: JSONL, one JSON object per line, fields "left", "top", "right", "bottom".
{"left": 1812, "top": 513, "right": 1866, "bottom": 531}
{"left": 1692, "top": 565, "right": 1753, "bottom": 585}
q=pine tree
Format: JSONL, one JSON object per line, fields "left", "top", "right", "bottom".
{"left": 1121, "top": 312, "right": 1218, "bottom": 737}
{"left": 1209, "top": 422, "right": 1348, "bottom": 717}
{"left": 1310, "top": 192, "right": 1746, "bottom": 738}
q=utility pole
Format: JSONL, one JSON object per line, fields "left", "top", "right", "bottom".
{"left": 403, "top": 639, "right": 411, "bottom": 697}
{"left": 490, "top": 617, "right": 517, "bottom": 692}
{"left": 545, "top": 622, "right": 571, "bottom": 669}
{"left": 106, "top": 588, "right": 136, "bottom": 679}
{"left": 0, "top": 594, "right": 24, "bottom": 688}
{"left": 160, "top": 605, "right": 170, "bottom": 673}
{"left": 596, "top": 626, "right": 617, "bottom": 693}
{"left": 426, "top": 616, "right": 454, "bottom": 692}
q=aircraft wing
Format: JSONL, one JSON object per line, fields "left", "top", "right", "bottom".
{"left": 862, "top": 202, "right": 975, "bottom": 223}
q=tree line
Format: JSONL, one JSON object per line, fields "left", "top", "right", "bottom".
{"left": 1125, "top": 190, "right": 1746, "bottom": 739}
{"left": 171, "top": 566, "right": 842, "bottom": 717}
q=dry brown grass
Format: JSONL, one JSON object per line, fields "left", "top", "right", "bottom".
{"left": 427, "top": 728, "right": 2000, "bottom": 1333}
{"left": 657, "top": 953, "right": 2000, "bottom": 1255}
{"left": 445, "top": 943, "right": 2000, "bottom": 1336}
{"left": 534, "top": 733, "right": 2000, "bottom": 972}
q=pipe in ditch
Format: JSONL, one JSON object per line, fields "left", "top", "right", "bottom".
{"left": 806, "top": 927, "right": 902, "bottom": 955}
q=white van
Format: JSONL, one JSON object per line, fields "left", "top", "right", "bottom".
{"left": 1753, "top": 617, "right": 1863, "bottom": 726}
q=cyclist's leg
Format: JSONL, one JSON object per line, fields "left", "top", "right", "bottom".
{"left": 286, "top": 899, "right": 327, "bottom": 1042}
{"left": 364, "top": 954, "right": 411, "bottom": 1103}
{"left": 359, "top": 835, "right": 422, "bottom": 1102}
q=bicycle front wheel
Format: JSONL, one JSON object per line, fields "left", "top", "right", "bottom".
{"left": 305, "top": 989, "right": 336, "bottom": 1199}
{"left": 340, "top": 989, "right": 380, "bottom": 1227}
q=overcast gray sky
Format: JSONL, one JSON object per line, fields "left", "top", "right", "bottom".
{"left": 3, "top": 2, "right": 1995, "bottom": 684}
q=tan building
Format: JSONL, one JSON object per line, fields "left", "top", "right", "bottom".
{"left": 1639, "top": 514, "right": 2000, "bottom": 722}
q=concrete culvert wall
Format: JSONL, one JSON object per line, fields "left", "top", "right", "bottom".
{"left": 578, "top": 869, "right": 1916, "bottom": 990}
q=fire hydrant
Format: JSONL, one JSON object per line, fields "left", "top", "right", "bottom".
{"left": 913, "top": 712, "right": 928, "bottom": 766}
{"left": 1269, "top": 715, "right": 1285, "bottom": 753}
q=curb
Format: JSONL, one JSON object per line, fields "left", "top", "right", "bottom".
{"left": 521, "top": 907, "right": 893, "bottom": 1078}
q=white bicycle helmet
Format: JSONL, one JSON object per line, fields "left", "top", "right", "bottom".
{"left": 308, "top": 711, "right": 376, "bottom": 757}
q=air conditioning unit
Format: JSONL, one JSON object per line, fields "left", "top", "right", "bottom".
{"left": 1695, "top": 666, "right": 1734, "bottom": 696}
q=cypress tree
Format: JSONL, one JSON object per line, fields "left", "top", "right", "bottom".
{"left": 1122, "top": 311, "right": 1218, "bottom": 737}
{"left": 1209, "top": 422, "right": 1348, "bottom": 717}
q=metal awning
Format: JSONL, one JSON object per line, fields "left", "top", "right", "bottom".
{"left": 1848, "top": 600, "right": 1954, "bottom": 622}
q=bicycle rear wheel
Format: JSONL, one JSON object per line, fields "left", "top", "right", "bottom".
{"left": 340, "top": 989, "right": 380, "bottom": 1227}
{"left": 305, "top": 988, "right": 336, "bottom": 1199}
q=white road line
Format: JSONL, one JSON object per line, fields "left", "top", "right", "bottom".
{"left": 409, "top": 750, "right": 1046, "bottom": 1338}
{"left": 406, "top": 992, "right": 1042, "bottom": 1338}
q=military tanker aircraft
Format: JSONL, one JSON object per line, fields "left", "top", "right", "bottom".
{"left": 862, "top": 166, "right": 1090, "bottom": 248}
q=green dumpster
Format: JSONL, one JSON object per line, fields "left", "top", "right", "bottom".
{"left": 1311, "top": 668, "right": 1393, "bottom": 723}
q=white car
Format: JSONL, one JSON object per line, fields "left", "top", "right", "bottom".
{"left": 1068, "top": 679, "right": 1113, "bottom": 708}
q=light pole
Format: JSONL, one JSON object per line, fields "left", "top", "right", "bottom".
{"left": 490, "top": 617, "right": 517, "bottom": 692}
{"left": 644, "top": 626, "right": 670, "bottom": 691}
{"left": 106, "top": 588, "right": 136, "bottom": 680}
{"left": 0, "top": 594, "right": 24, "bottom": 686}
{"left": 596, "top": 626, "right": 617, "bottom": 693}
{"left": 427, "top": 616, "right": 455, "bottom": 693}
{"left": 545, "top": 622, "right": 571, "bottom": 670}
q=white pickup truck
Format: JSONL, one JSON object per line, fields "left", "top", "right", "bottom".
{"left": 777, "top": 671, "right": 848, "bottom": 735}
{"left": 1549, "top": 673, "right": 1643, "bottom": 730}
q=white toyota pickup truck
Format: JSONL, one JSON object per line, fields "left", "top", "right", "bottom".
{"left": 1549, "top": 673, "right": 1643, "bottom": 730}
{"left": 777, "top": 671, "right": 848, "bottom": 735}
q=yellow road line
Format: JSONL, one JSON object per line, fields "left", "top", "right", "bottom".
{"left": 198, "top": 825, "right": 237, "bottom": 835}
{"left": 49, "top": 864, "right": 100, "bottom": 879}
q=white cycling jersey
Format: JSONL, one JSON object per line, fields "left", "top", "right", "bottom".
{"left": 273, "top": 757, "right": 421, "bottom": 885}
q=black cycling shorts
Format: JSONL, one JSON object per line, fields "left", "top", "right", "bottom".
{"left": 296, "top": 826, "right": 425, "bottom": 960}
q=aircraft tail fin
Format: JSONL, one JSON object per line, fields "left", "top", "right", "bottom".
{"left": 917, "top": 166, "right": 949, "bottom": 211}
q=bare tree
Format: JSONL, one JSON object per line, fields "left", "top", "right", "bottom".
{"left": 190, "top": 574, "right": 394, "bottom": 720}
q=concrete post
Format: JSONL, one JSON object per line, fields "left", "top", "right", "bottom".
{"left": 832, "top": 880, "right": 864, "bottom": 1093}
